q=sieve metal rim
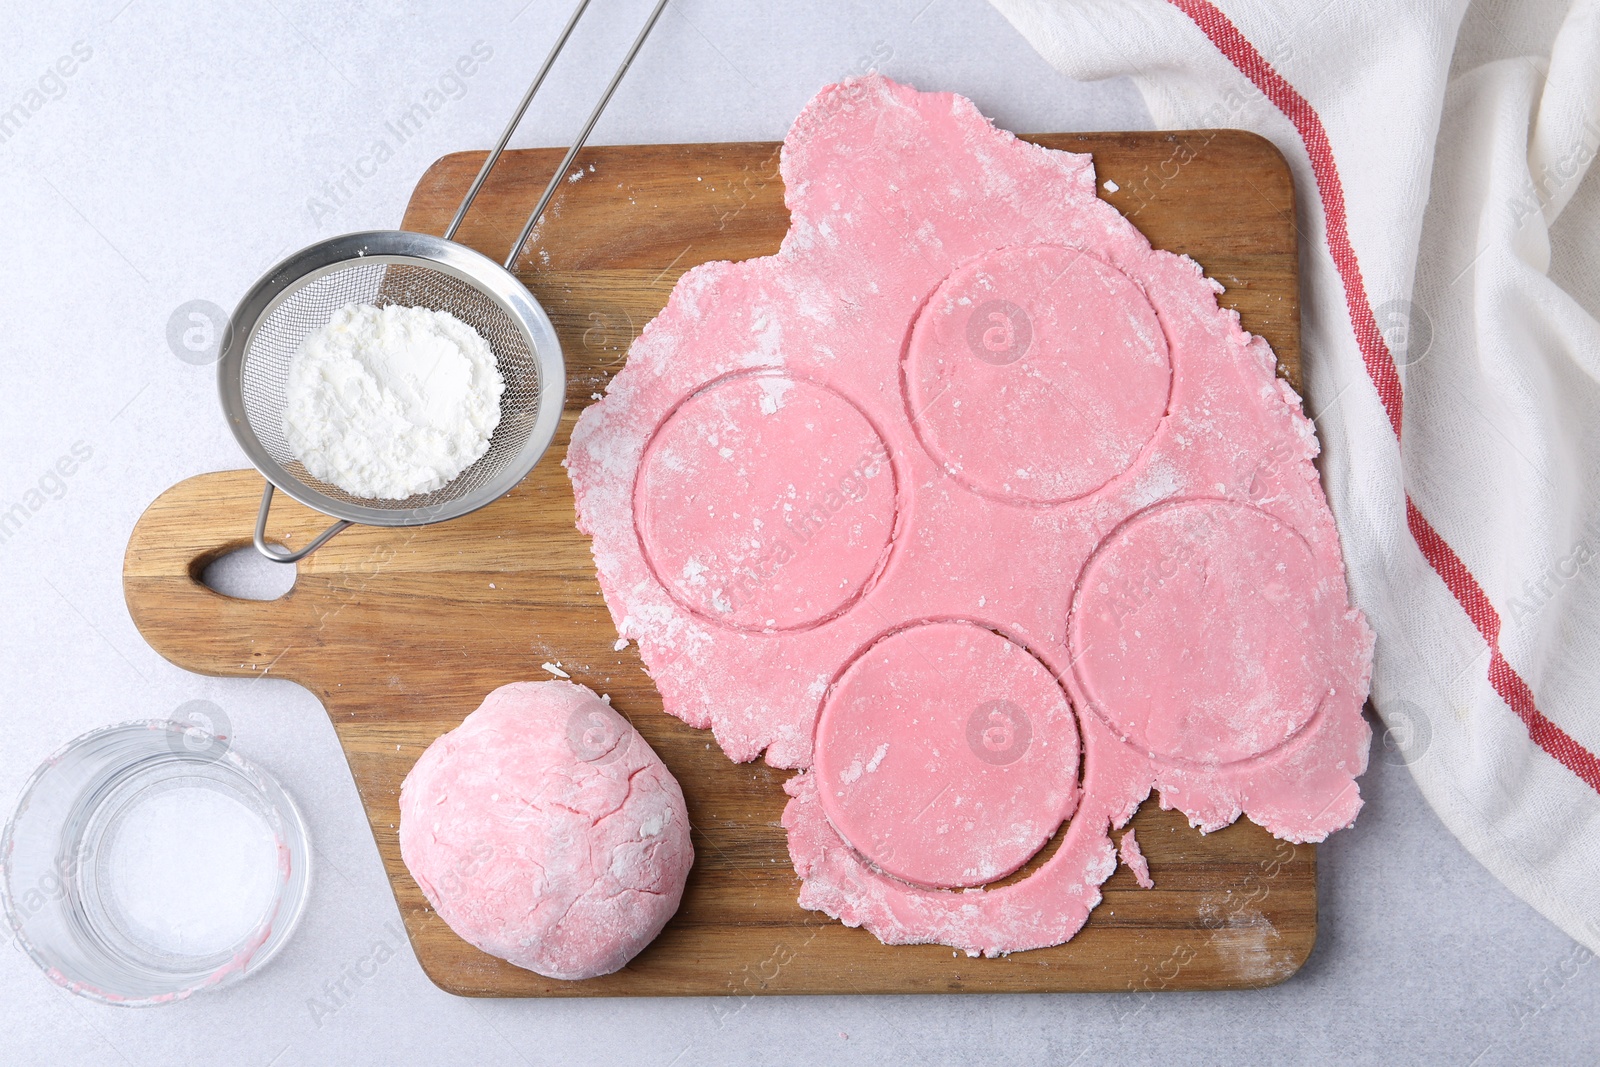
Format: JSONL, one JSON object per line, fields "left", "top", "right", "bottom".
{"left": 217, "top": 229, "right": 565, "bottom": 530}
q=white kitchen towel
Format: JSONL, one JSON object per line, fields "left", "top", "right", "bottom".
{"left": 988, "top": 0, "right": 1600, "bottom": 952}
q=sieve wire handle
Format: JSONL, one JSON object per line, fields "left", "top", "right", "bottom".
{"left": 255, "top": 482, "right": 353, "bottom": 564}
{"left": 442, "top": 0, "right": 593, "bottom": 242}
{"left": 501, "top": 0, "right": 671, "bottom": 271}
{"left": 434, "top": 0, "right": 669, "bottom": 264}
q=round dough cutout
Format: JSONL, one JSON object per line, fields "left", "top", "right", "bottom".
{"left": 813, "top": 620, "right": 1079, "bottom": 889}
{"left": 635, "top": 372, "right": 897, "bottom": 632}
{"left": 904, "top": 244, "right": 1170, "bottom": 504}
{"left": 1070, "top": 501, "right": 1331, "bottom": 766}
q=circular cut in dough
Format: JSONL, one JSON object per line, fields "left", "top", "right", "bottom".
{"left": 1070, "top": 500, "right": 1332, "bottom": 766}
{"left": 904, "top": 244, "right": 1171, "bottom": 504}
{"left": 399, "top": 681, "right": 692, "bottom": 981}
{"left": 813, "top": 620, "right": 1080, "bottom": 889}
{"left": 634, "top": 371, "right": 896, "bottom": 633}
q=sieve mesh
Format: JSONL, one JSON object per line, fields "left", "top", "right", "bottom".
{"left": 239, "top": 259, "right": 543, "bottom": 513}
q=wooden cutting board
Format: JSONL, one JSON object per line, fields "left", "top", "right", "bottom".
{"left": 124, "top": 131, "right": 1313, "bottom": 996}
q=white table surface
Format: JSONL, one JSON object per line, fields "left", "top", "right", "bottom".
{"left": 2, "top": 1, "right": 1596, "bottom": 1063}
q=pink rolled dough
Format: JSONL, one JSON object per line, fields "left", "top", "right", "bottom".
{"left": 398, "top": 682, "right": 692, "bottom": 980}
{"left": 567, "top": 75, "right": 1373, "bottom": 956}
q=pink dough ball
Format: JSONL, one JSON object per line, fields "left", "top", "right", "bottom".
{"left": 399, "top": 681, "right": 693, "bottom": 980}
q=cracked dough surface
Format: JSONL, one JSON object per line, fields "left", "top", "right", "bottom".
{"left": 567, "top": 75, "right": 1373, "bottom": 956}
{"left": 399, "top": 681, "right": 692, "bottom": 980}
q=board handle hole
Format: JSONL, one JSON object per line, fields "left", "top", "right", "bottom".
{"left": 199, "top": 545, "right": 297, "bottom": 601}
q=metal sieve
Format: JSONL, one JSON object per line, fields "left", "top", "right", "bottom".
{"left": 220, "top": 0, "right": 667, "bottom": 562}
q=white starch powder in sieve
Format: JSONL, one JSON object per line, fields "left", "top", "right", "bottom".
{"left": 284, "top": 303, "right": 505, "bottom": 499}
